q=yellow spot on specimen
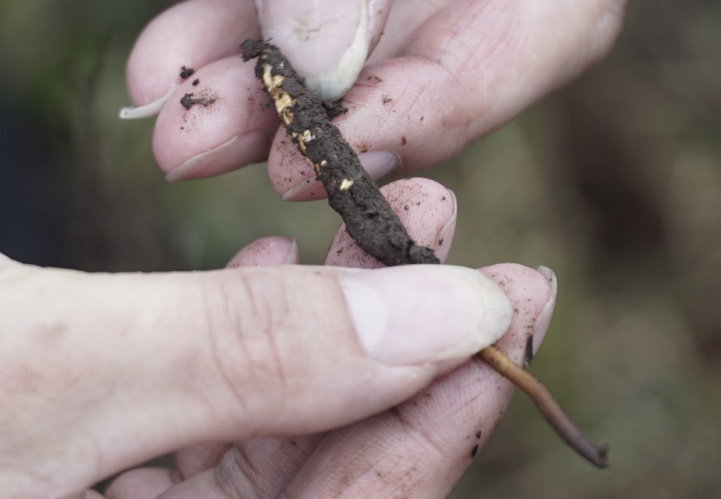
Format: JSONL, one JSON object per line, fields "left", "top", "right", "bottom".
{"left": 262, "top": 64, "right": 284, "bottom": 92}
{"left": 301, "top": 130, "right": 314, "bottom": 143}
{"left": 340, "top": 178, "right": 354, "bottom": 191}
{"left": 301, "top": 130, "right": 313, "bottom": 152}
{"left": 262, "top": 63, "right": 296, "bottom": 125}
{"left": 294, "top": 130, "right": 315, "bottom": 155}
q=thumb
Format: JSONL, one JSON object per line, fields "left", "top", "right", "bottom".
{"left": 255, "top": 0, "right": 392, "bottom": 100}
{"left": 0, "top": 262, "right": 510, "bottom": 497}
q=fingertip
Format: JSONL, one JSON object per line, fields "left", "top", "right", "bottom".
{"left": 478, "top": 264, "right": 557, "bottom": 366}
{"left": 226, "top": 237, "right": 299, "bottom": 268}
{"left": 163, "top": 131, "right": 271, "bottom": 182}
{"left": 324, "top": 178, "right": 456, "bottom": 268}
{"left": 152, "top": 57, "right": 278, "bottom": 179}
{"left": 125, "top": 0, "right": 259, "bottom": 106}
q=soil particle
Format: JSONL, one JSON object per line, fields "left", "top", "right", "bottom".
{"left": 382, "top": 95, "right": 392, "bottom": 104}
{"left": 401, "top": 136, "right": 407, "bottom": 145}
{"left": 179, "top": 66, "right": 195, "bottom": 79}
{"left": 525, "top": 335, "right": 534, "bottom": 366}
{"left": 180, "top": 92, "right": 217, "bottom": 110}
{"left": 476, "top": 430, "right": 482, "bottom": 439}
{"left": 367, "top": 75, "right": 383, "bottom": 83}
{"left": 192, "top": 78, "right": 200, "bottom": 86}
{"left": 471, "top": 444, "right": 479, "bottom": 458}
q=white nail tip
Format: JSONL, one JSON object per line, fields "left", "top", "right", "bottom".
{"left": 535, "top": 265, "right": 557, "bottom": 293}
{"left": 284, "top": 238, "right": 300, "bottom": 265}
{"left": 165, "top": 135, "right": 239, "bottom": 183}
{"left": 304, "top": 1, "right": 369, "bottom": 100}
{"left": 532, "top": 266, "right": 558, "bottom": 346}
{"left": 437, "top": 189, "right": 458, "bottom": 246}
{"left": 119, "top": 84, "right": 178, "bottom": 119}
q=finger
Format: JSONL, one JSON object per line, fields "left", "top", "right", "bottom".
{"left": 270, "top": 0, "right": 627, "bottom": 200}
{"left": 152, "top": 55, "right": 279, "bottom": 182}
{"left": 226, "top": 237, "right": 300, "bottom": 268}
{"left": 276, "top": 264, "right": 557, "bottom": 499}
{"left": 163, "top": 435, "right": 326, "bottom": 499}
{"left": 325, "top": 178, "right": 456, "bottom": 267}
{"left": 159, "top": 264, "right": 557, "bottom": 499}
{"left": 173, "top": 236, "right": 299, "bottom": 479}
{"left": 174, "top": 177, "right": 456, "bottom": 480}
{"left": 121, "top": 0, "right": 260, "bottom": 118}
{"left": 256, "top": 0, "right": 394, "bottom": 100}
{"left": 0, "top": 252, "right": 17, "bottom": 267}
{"left": 105, "top": 468, "right": 176, "bottom": 499}
{"left": 2, "top": 264, "right": 511, "bottom": 497}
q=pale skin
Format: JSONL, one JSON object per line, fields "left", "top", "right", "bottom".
{"left": 0, "top": 0, "right": 626, "bottom": 498}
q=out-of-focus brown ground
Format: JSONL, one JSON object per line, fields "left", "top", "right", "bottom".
{"left": 1, "top": 0, "right": 720, "bottom": 497}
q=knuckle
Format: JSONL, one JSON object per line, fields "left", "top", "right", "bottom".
{"left": 201, "top": 270, "right": 293, "bottom": 419}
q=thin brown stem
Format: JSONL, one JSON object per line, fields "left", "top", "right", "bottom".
{"left": 478, "top": 345, "right": 610, "bottom": 468}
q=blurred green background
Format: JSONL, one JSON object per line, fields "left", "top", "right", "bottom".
{"left": 1, "top": 0, "right": 720, "bottom": 497}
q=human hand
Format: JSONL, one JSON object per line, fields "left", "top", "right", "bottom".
{"left": 0, "top": 179, "right": 556, "bottom": 499}
{"left": 121, "top": 0, "right": 626, "bottom": 191}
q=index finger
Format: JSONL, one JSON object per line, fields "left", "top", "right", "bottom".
{"left": 121, "top": 0, "right": 260, "bottom": 118}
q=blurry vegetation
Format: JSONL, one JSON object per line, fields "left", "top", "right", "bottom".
{"left": 1, "top": 0, "right": 720, "bottom": 497}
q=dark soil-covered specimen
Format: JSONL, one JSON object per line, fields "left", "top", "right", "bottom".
{"left": 240, "top": 39, "right": 609, "bottom": 469}
{"left": 240, "top": 39, "right": 439, "bottom": 267}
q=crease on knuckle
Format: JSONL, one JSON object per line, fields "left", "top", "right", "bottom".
{"left": 203, "top": 272, "right": 291, "bottom": 423}
{"left": 391, "top": 407, "right": 454, "bottom": 463}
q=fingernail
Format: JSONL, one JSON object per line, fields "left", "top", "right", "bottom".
{"left": 357, "top": 151, "right": 401, "bottom": 180}
{"left": 119, "top": 84, "right": 178, "bottom": 119}
{"left": 532, "top": 266, "right": 557, "bottom": 351}
{"left": 433, "top": 189, "right": 458, "bottom": 262}
{"left": 341, "top": 265, "right": 513, "bottom": 366}
{"left": 285, "top": 238, "right": 300, "bottom": 264}
{"left": 165, "top": 131, "right": 271, "bottom": 183}
{"left": 281, "top": 177, "right": 324, "bottom": 202}
{"left": 281, "top": 150, "right": 400, "bottom": 202}
{"left": 260, "top": 1, "right": 369, "bottom": 100}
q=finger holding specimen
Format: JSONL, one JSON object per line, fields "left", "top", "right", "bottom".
{"left": 325, "top": 178, "right": 457, "bottom": 268}
{"left": 122, "top": 0, "right": 260, "bottom": 118}
{"left": 153, "top": 55, "right": 279, "bottom": 182}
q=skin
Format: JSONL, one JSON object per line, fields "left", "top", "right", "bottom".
{"left": 126, "top": 0, "right": 627, "bottom": 189}
{"left": 1, "top": 0, "right": 626, "bottom": 497}
{"left": 1, "top": 179, "right": 555, "bottom": 499}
